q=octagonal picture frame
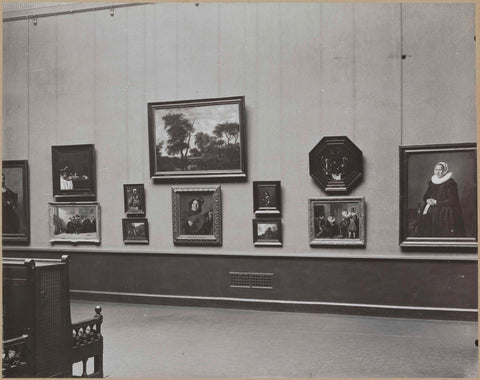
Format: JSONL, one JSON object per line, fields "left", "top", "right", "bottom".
{"left": 309, "top": 136, "right": 363, "bottom": 194}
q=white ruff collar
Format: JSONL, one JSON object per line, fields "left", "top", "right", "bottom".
{"left": 431, "top": 171, "right": 452, "bottom": 184}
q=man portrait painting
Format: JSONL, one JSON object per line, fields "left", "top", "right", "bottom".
{"left": 253, "top": 182, "right": 281, "bottom": 217}
{"left": 124, "top": 185, "right": 145, "bottom": 215}
{"left": 181, "top": 196, "right": 213, "bottom": 235}
{"left": 261, "top": 191, "right": 272, "bottom": 207}
{"left": 172, "top": 186, "right": 221, "bottom": 246}
{"left": 3, "top": 161, "right": 29, "bottom": 243}
{"left": 127, "top": 188, "right": 142, "bottom": 211}
{"left": 2, "top": 172, "right": 19, "bottom": 234}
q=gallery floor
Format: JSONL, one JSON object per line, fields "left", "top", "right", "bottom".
{"left": 71, "top": 300, "right": 478, "bottom": 378}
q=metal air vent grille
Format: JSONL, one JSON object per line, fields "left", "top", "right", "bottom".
{"left": 230, "top": 272, "right": 274, "bottom": 289}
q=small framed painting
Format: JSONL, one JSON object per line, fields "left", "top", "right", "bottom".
{"left": 253, "top": 181, "right": 281, "bottom": 217}
{"left": 171, "top": 185, "right": 222, "bottom": 246}
{"left": 122, "top": 218, "right": 149, "bottom": 244}
{"left": 308, "top": 197, "right": 366, "bottom": 247}
{"left": 48, "top": 202, "right": 100, "bottom": 244}
{"left": 253, "top": 218, "right": 282, "bottom": 247}
{"left": 51, "top": 144, "right": 96, "bottom": 200}
{"left": 2, "top": 160, "right": 30, "bottom": 245}
{"left": 124, "top": 184, "right": 146, "bottom": 216}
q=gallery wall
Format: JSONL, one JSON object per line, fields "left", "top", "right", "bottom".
{"left": 3, "top": 2, "right": 477, "bottom": 319}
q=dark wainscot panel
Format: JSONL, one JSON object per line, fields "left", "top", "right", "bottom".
{"left": 3, "top": 248, "right": 477, "bottom": 321}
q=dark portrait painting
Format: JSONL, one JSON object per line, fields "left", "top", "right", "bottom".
{"left": 2, "top": 160, "right": 29, "bottom": 244}
{"left": 179, "top": 194, "right": 214, "bottom": 235}
{"left": 124, "top": 184, "right": 146, "bottom": 216}
{"left": 52, "top": 144, "right": 96, "bottom": 200}
{"left": 172, "top": 185, "right": 222, "bottom": 246}
{"left": 400, "top": 143, "right": 477, "bottom": 248}
{"left": 259, "top": 187, "right": 276, "bottom": 207}
{"left": 253, "top": 181, "right": 281, "bottom": 217}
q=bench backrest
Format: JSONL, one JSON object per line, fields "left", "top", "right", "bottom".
{"left": 3, "top": 256, "right": 73, "bottom": 377}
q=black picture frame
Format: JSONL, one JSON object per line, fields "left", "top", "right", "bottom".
{"left": 308, "top": 197, "right": 366, "bottom": 247}
{"left": 309, "top": 136, "right": 363, "bottom": 194}
{"left": 123, "top": 184, "right": 146, "bottom": 216}
{"left": 148, "top": 96, "right": 247, "bottom": 182}
{"left": 399, "top": 143, "right": 477, "bottom": 249}
{"left": 171, "top": 185, "right": 222, "bottom": 246}
{"left": 2, "top": 160, "right": 30, "bottom": 245}
{"left": 122, "top": 218, "right": 149, "bottom": 244}
{"left": 253, "top": 181, "right": 281, "bottom": 217}
{"left": 48, "top": 202, "right": 100, "bottom": 245}
{"left": 51, "top": 144, "right": 96, "bottom": 200}
{"left": 253, "top": 218, "right": 282, "bottom": 247}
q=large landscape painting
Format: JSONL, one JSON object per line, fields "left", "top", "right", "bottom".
{"left": 148, "top": 96, "right": 246, "bottom": 181}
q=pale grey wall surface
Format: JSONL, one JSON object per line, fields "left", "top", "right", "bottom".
{"left": 2, "top": 3, "right": 476, "bottom": 258}
{"left": 402, "top": 3, "right": 476, "bottom": 144}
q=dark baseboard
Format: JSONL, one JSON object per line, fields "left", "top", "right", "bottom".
{"left": 71, "top": 290, "right": 478, "bottom": 321}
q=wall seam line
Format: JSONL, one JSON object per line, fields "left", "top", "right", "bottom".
{"left": 93, "top": 11, "right": 97, "bottom": 147}
{"left": 27, "top": 18, "right": 31, "bottom": 154}
{"left": 217, "top": 3, "right": 220, "bottom": 96}
{"left": 143, "top": 4, "right": 146, "bottom": 182}
{"left": 400, "top": 3, "right": 404, "bottom": 145}
{"left": 318, "top": 3, "right": 322, "bottom": 139}
{"left": 243, "top": 2, "right": 246, "bottom": 97}
{"left": 55, "top": 15, "right": 58, "bottom": 145}
{"left": 175, "top": 3, "right": 178, "bottom": 99}
{"left": 126, "top": 7, "right": 129, "bottom": 182}
{"left": 352, "top": 3, "right": 356, "bottom": 141}
{"left": 279, "top": 2, "right": 283, "bottom": 180}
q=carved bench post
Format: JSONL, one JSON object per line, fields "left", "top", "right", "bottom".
{"left": 71, "top": 306, "right": 104, "bottom": 377}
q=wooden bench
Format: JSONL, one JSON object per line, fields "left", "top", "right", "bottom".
{"left": 2, "top": 256, "right": 103, "bottom": 378}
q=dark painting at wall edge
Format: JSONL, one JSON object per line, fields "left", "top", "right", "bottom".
{"left": 2, "top": 160, "right": 30, "bottom": 245}
{"left": 399, "top": 142, "right": 477, "bottom": 250}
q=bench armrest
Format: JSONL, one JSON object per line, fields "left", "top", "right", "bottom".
{"left": 72, "top": 306, "right": 103, "bottom": 348}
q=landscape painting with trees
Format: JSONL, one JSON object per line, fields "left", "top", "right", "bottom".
{"left": 148, "top": 96, "right": 247, "bottom": 181}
